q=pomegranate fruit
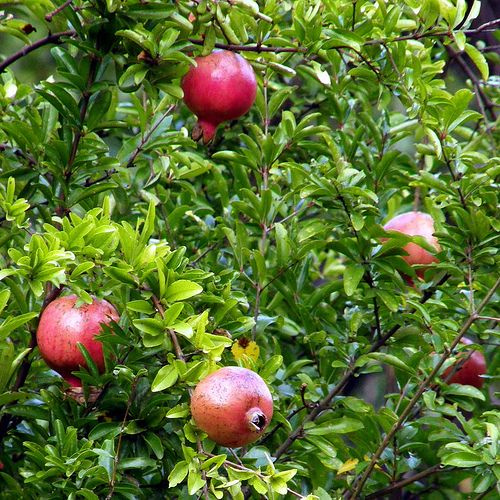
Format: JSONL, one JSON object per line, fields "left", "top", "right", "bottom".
{"left": 442, "top": 337, "right": 486, "bottom": 389}
{"left": 191, "top": 366, "right": 273, "bottom": 447}
{"left": 181, "top": 50, "right": 257, "bottom": 144}
{"left": 383, "top": 211, "right": 440, "bottom": 279}
{"left": 36, "top": 295, "right": 119, "bottom": 387}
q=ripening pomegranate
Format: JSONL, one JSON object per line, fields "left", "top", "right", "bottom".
{"left": 383, "top": 211, "right": 440, "bottom": 279}
{"left": 36, "top": 295, "right": 120, "bottom": 387}
{"left": 181, "top": 50, "right": 257, "bottom": 144}
{"left": 442, "top": 337, "right": 486, "bottom": 389}
{"left": 191, "top": 366, "right": 273, "bottom": 447}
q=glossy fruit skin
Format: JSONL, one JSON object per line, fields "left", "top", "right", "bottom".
{"left": 191, "top": 366, "right": 273, "bottom": 447}
{"left": 36, "top": 295, "right": 119, "bottom": 387}
{"left": 383, "top": 211, "right": 440, "bottom": 279}
{"left": 443, "top": 337, "right": 486, "bottom": 389}
{"left": 181, "top": 50, "right": 257, "bottom": 143}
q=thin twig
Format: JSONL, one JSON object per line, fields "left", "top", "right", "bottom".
{"left": 188, "top": 39, "right": 306, "bottom": 53}
{"left": 445, "top": 46, "right": 497, "bottom": 122}
{"left": 83, "top": 105, "right": 175, "bottom": 187}
{"left": 477, "top": 315, "right": 500, "bottom": 322}
{"left": 151, "top": 295, "right": 185, "bottom": 362}
{"left": 365, "top": 464, "right": 448, "bottom": 499}
{"left": 106, "top": 376, "right": 138, "bottom": 500}
{"left": 0, "top": 30, "right": 76, "bottom": 73}
{"left": 150, "top": 293, "right": 209, "bottom": 496}
{"left": 45, "top": 0, "right": 74, "bottom": 22}
{"left": 348, "top": 277, "right": 500, "bottom": 498}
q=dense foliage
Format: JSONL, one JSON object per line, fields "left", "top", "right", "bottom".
{"left": 0, "top": 0, "right": 499, "bottom": 498}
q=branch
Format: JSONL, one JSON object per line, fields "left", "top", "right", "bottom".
{"left": 83, "top": 105, "right": 175, "bottom": 187}
{"left": 151, "top": 294, "right": 185, "bottom": 362}
{"left": 365, "top": 464, "right": 449, "bottom": 499}
{"left": 105, "top": 376, "right": 138, "bottom": 500}
{"left": 150, "top": 293, "right": 209, "bottom": 497}
{"left": 0, "top": 30, "right": 76, "bottom": 74}
{"left": 348, "top": 276, "right": 500, "bottom": 498}
{"left": 0, "top": 143, "right": 36, "bottom": 166}
{"left": 364, "top": 18, "right": 500, "bottom": 46}
{"left": 273, "top": 369, "right": 353, "bottom": 459}
{"left": 66, "top": 54, "right": 101, "bottom": 174}
{"left": 45, "top": 0, "right": 74, "bottom": 22}
{"left": 470, "top": 18, "right": 500, "bottom": 33}
{"left": 445, "top": 45, "right": 497, "bottom": 122}
{"left": 273, "top": 273, "right": 450, "bottom": 461}
{"left": 188, "top": 38, "right": 306, "bottom": 53}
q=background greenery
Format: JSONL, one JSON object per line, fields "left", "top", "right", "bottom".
{"left": 0, "top": 0, "right": 499, "bottom": 498}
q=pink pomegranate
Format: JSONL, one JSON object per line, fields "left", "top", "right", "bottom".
{"left": 191, "top": 366, "right": 273, "bottom": 447}
{"left": 442, "top": 337, "right": 487, "bottom": 389}
{"left": 181, "top": 50, "right": 257, "bottom": 143}
{"left": 36, "top": 295, "right": 120, "bottom": 387}
{"left": 383, "top": 211, "right": 440, "bottom": 279}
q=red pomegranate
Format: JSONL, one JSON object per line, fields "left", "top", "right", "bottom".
{"left": 442, "top": 337, "right": 487, "bottom": 389}
{"left": 181, "top": 50, "right": 257, "bottom": 144}
{"left": 191, "top": 366, "right": 273, "bottom": 447}
{"left": 383, "top": 211, "right": 440, "bottom": 279}
{"left": 36, "top": 295, "right": 120, "bottom": 387}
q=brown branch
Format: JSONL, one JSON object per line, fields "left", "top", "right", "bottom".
{"left": 365, "top": 464, "right": 449, "bottom": 499}
{"left": 106, "top": 376, "right": 138, "bottom": 500}
{"left": 83, "top": 105, "right": 175, "bottom": 187}
{"left": 470, "top": 18, "right": 500, "bottom": 33}
{"left": 45, "top": 0, "right": 74, "bottom": 22}
{"left": 151, "top": 293, "right": 210, "bottom": 497}
{"left": 0, "top": 30, "right": 76, "bottom": 74}
{"left": 273, "top": 369, "right": 352, "bottom": 459}
{"left": 445, "top": 45, "right": 497, "bottom": 121}
{"left": 188, "top": 38, "right": 306, "bottom": 53}
{"left": 126, "top": 105, "right": 175, "bottom": 169}
{"left": 66, "top": 55, "right": 101, "bottom": 174}
{"left": 273, "top": 270, "right": 450, "bottom": 461}
{"left": 364, "top": 18, "right": 500, "bottom": 46}
{"left": 348, "top": 276, "right": 500, "bottom": 498}
{"left": 151, "top": 294, "right": 185, "bottom": 362}
{"left": 0, "top": 143, "right": 36, "bottom": 166}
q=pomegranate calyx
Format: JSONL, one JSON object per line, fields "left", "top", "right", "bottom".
{"left": 246, "top": 408, "right": 267, "bottom": 433}
{"left": 192, "top": 120, "right": 218, "bottom": 144}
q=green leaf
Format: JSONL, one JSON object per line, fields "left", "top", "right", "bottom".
{"left": 344, "top": 265, "right": 364, "bottom": 296}
{"left": 151, "top": 364, "right": 178, "bottom": 392}
{"left": 127, "top": 300, "right": 154, "bottom": 314}
{"left": 305, "top": 418, "right": 364, "bottom": 435}
{"left": 464, "top": 43, "right": 489, "bottom": 80}
{"left": 442, "top": 384, "right": 486, "bottom": 401}
{"left": 441, "top": 451, "right": 483, "bottom": 467}
{"left": 144, "top": 432, "right": 164, "bottom": 459}
{"left": 364, "top": 353, "right": 416, "bottom": 375}
{"left": 0, "top": 312, "right": 38, "bottom": 340}
{"left": 133, "top": 318, "right": 164, "bottom": 336}
{"left": 165, "top": 280, "right": 203, "bottom": 302}
{"left": 168, "top": 461, "right": 189, "bottom": 488}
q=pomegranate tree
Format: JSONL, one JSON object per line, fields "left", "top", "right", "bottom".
{"left": 191, "top": 366, "right": 273, "bottom": 447}
{"left": 181, "top": 50, "right": 257, "bottom": 143}
{"left": 442, "top": 337, "right": 487, "bottom": 389}
{"left": 36, "top": 295, "right": 120, "bottom": 387}
{"left": 383, "top": 211, "right": 440, "bottom": 279}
